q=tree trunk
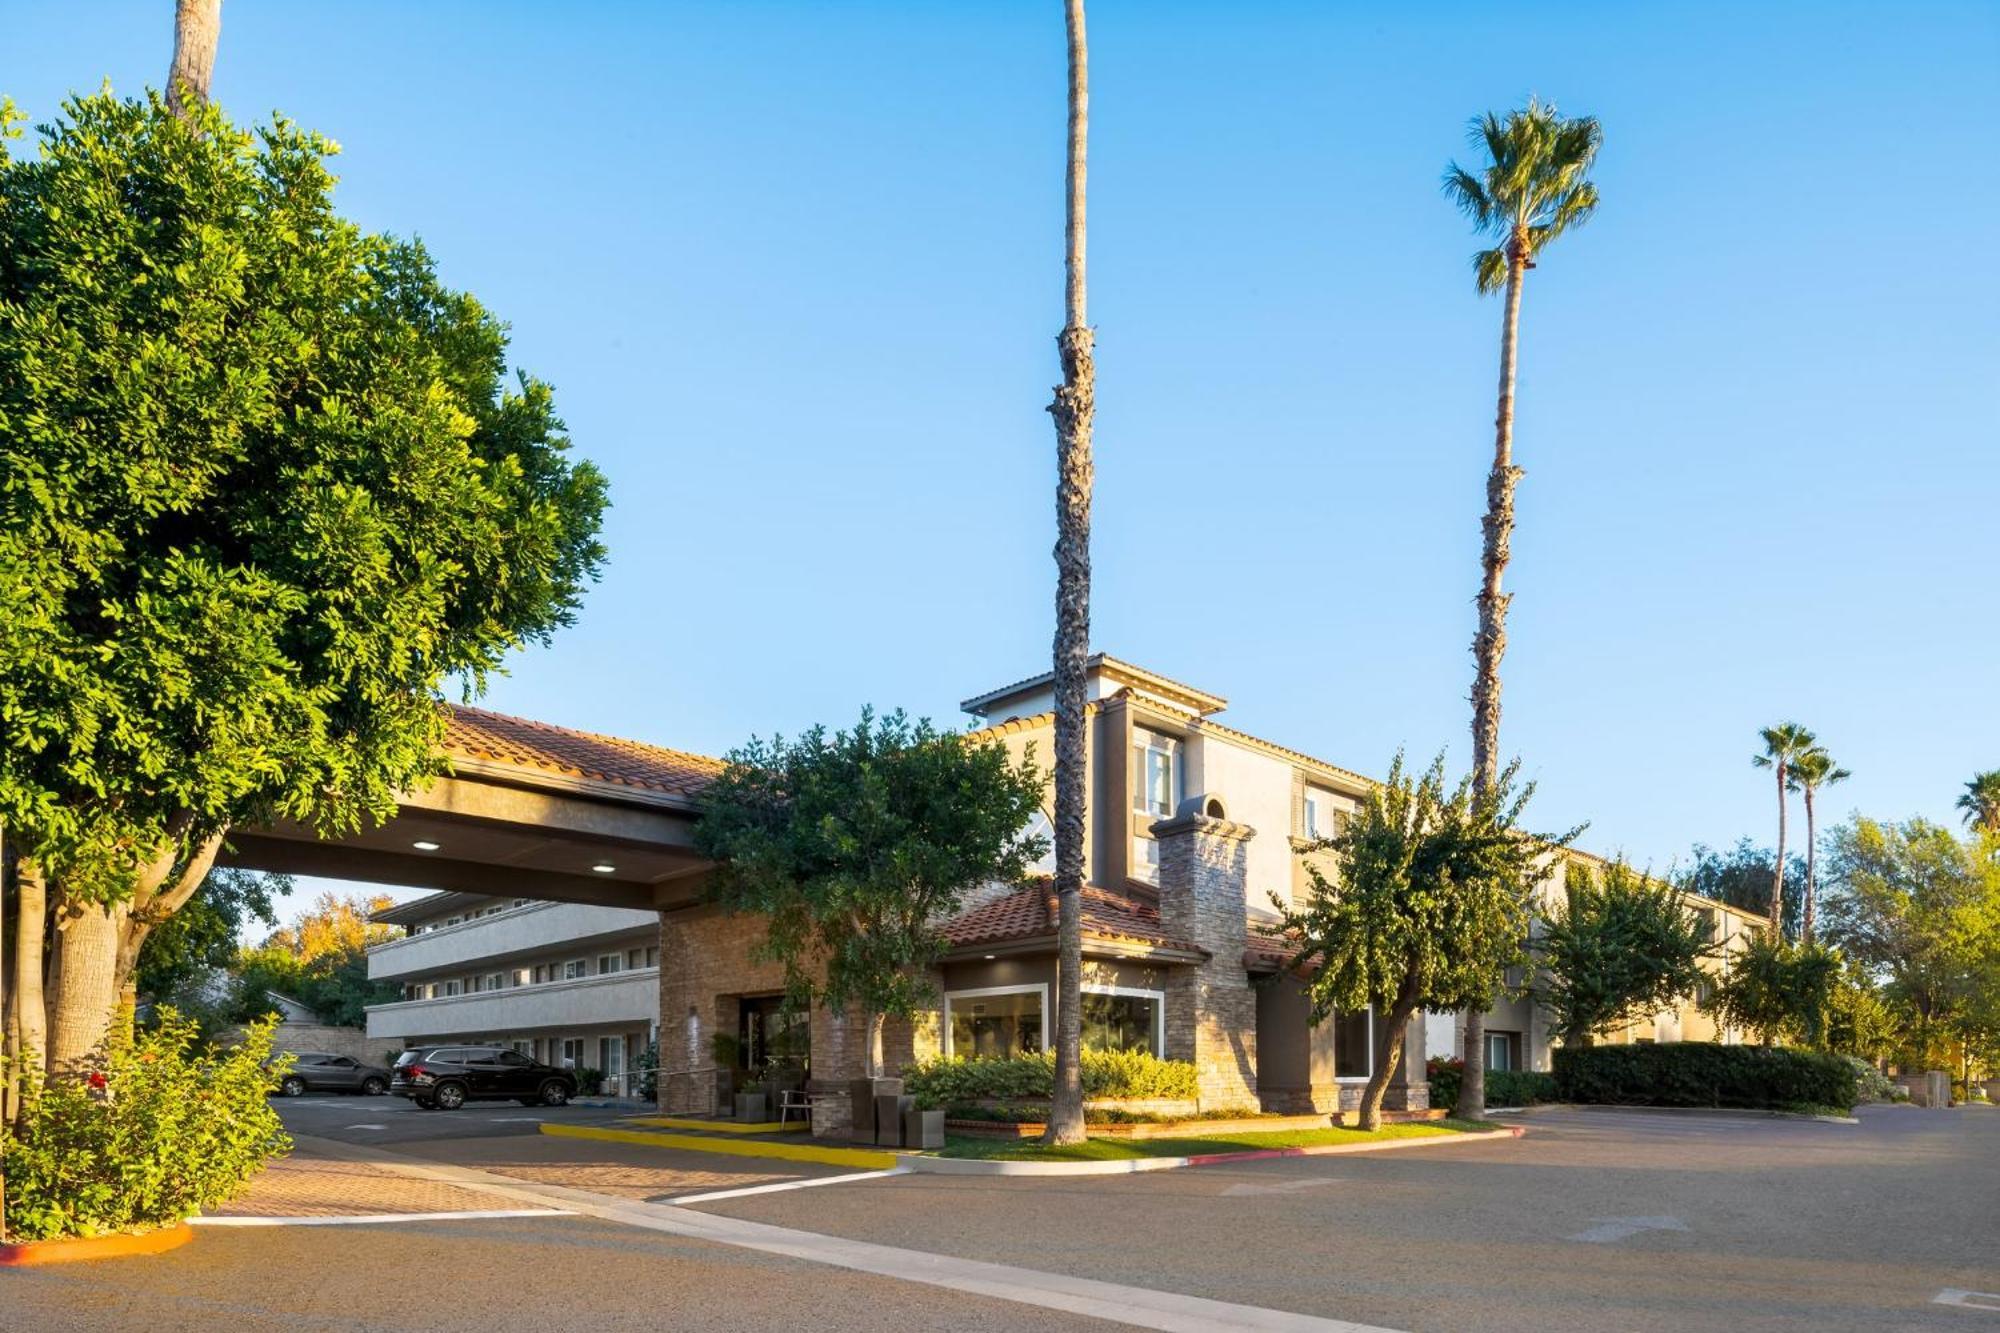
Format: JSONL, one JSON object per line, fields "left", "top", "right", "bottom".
{"left": 1771, "top": 763, "right": 1787, "bottom": 931}
{"left": 1454, "top": 241, "right": 1527, "bottom": 1124}
{"left": 9, "top": 861, "right": 48, "bottom": 1109}
{"left": 1044, "top": 0, "right": 1093, "bottom": 1149}
{"left": 165, "top": 0, "right": 222, "bottom": 116}
{"left": 1359, "top": 985, "right": 1422, "bottom": 1133}
{"left": 47, "top": 896, "right": 125, "bottom": 1072}
{"left": 1801, "top": 784, "right": 1817, "bottom": 944}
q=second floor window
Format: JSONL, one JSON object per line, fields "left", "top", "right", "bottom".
{"left": 1132, "top": 729, "right": 1183, "bottom": 819}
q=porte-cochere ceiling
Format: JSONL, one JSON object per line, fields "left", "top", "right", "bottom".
{"left": 222, "top": 706, "right": 722, "bottom": 912}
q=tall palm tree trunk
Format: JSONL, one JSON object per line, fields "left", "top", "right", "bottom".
{"left": 1453, "top": 240, "right": 1526, "bottom": 1123}
{"left": 166, "top": 0, "right": 222, "bottom": 116}
{"left": 1801, "top": 785, "right": 1817, "bottom": 943}
{"left": 1771, "top": 763, "right": 1787, "bottom": 931}
{"left": 1044, "top": 0, "right": 1093, "bottom": 1148}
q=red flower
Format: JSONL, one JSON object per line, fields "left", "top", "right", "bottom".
{"left": 87, "top": 1070, "right": 108, "bottom": 1090}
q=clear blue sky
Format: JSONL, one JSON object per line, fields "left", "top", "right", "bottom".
{"left": 13, "top": 2, "right": 1998, "bottom": 905}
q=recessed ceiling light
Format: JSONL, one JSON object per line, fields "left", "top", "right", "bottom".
{"left": 983, "top": 954, "right": 996, "bottom": 960}
{"left": 412, "top": 840, "right": 441, "bottom": 852}
{"left": 591, "top": 862, "right": 616, "bottom": 874}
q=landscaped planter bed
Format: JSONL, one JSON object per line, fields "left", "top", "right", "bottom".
{"left": 946, "top": 1112, "right": 1335, "bottom": 1140}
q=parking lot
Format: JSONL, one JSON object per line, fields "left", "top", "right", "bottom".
{"left": 6, "top": 1100, "right": 1996, "bottom": 1331}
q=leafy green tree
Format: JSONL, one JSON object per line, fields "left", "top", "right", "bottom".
{"left": 1752, "top": 723, "right": 1818, "bottom": 930}
{"left": 1957, "top": 771, "right": 2000, "bottom": 834}
{"left": 1822, "top": 817, "right": 2000, "bottom": 1075}
{"left": 1701, "top": 933, "right": 1841, "bottom": 1048}
{"left": 1279, "top": 753, "right": 1573, "bottom": 1130}
{"left": 1442, "top": 98, "right": 1602, "bottom": 1122}
{"left": 0, "top": 91, "right": 606, "bottom": 1075}
{"left": 695, "top": 710, "right": 1047, "bottom": 1078}
{"left": 133, "top": 868, "right": 286, "bottom": 1005}
{"left": 1677, "top": 838, "right": 1805, "bottom": 940}
{"left": 1823, "top": 956, "right": 1899, "bottom": 1062}
{"left": 1533, "top": 860, "right": 1717, "bottom": 1048}
{"left": 1788, "top": 745, "right": 1850, "bottom": 941}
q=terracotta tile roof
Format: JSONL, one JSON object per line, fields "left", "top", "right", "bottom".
{"left": 1243, "top": 928, "right": 1305, "bottom": 972}
{"left": 443, "top": 704, "right": 724, "bottom": 798}
{"left": 941, "top": 878, "right": 1200, "bottom": 956}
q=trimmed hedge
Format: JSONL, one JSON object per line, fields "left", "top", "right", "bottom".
{"left": 1426, "top": 1058, "right": 1556, "bottom": 1108}
{"left": 901, "top": 1050, "right": 1198, "bottom": 1110}
{"left": 1552, "top": 1042, "right": 1857, "bottom": 1112}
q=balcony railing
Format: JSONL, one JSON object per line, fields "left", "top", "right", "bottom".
{"left": 365, "top": 967, "right": 659, "bottom": 1041}
{"left": 367, "top": 901, "right": 659, "bottom": 982}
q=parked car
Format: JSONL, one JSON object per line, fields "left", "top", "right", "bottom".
{"left": 271, "top": 1052, "right": 391, "bottom": 1097}
{"left": 390, "top": 1045, "right": 577, "bottom": 1111}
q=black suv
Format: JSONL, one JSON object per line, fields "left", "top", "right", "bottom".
{"left": 390, "top": 1045, "right": 577, "bottom": 1111}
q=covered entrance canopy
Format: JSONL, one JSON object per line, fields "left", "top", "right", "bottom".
{"left": 222, "top": 706, "right": 722, "bottom": 910}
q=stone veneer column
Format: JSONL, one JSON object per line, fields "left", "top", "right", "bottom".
{"left": 1152, "top": 803, "right": 1259, "bottom": 1110}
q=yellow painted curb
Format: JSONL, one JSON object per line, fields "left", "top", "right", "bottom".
{"left": 623, "top": 1117, "right": 805, "bottom": 1135}
{"left": 0, "top": 1220, "right": 194, "bottom": 1266}
{"left": 541, "top": 1122, "right": 896, "bottom": 1170}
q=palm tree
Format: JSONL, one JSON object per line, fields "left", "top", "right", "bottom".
{"left": 166, "top": 0, "right": 223, "bottom": 116}
{"left": 1442, "top": 99, "right": 1601, "bottom": 1121}
{"left": 1043, "top": 0, "right": 1094, "bottom": 1148}
{"left": 1957, "top": 770, "right": 2000, "bottom": 834}
{"left": 1787, "top": 745, "right": 1850, "bottom": 942}
{"left": 1752, "top": 722, "right": 1816, "bottom": 931}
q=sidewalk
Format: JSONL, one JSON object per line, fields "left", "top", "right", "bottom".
{"left": 206, "top": 1144, "right": 549, "bottom": 1219}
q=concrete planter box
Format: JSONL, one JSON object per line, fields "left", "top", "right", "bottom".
{"left": 847, "top": 1077, "right": 903, "bottom": 1144}
{"left": 903, "top": 1108, "right": 946, "bottom": 1150}
{"left": 875, "top": 1093, "right": 915, "bottom": 1146}
{"left": 733, "top": 1092, "right": 768, "bottom": 1123}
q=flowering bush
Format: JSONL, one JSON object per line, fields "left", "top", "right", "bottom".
{"left": 2, "top": 1011, "right": 292, "bottom": 1241}
{"left": 902, "top": 1050, "right": 1199, "bottom": 1109}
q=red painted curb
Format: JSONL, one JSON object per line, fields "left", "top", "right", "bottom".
{"left": 0, "top": 1221, "right": 195, "bottom": 1266}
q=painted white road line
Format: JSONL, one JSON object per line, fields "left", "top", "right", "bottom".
{"left": 490, "top": 1117, "right": 546, "bottom": 1123}
{"left": 344, "top": 1124, "right": 386, "bottom": 1131}
{"left": 191, "top": 1208, "right": 574, "bottom": 1227}
{"left": 1565, "top": 1215, "right": 1690, "bottom": 1244}
{"left": 1934, "top": 1289, "right": 2000, "bottom": 1311}
{"left": 1223, "top": 1178, "right": 1342, "bottom": 1198}
{"left": 290, "top": 1134, "right": 1401, "bottom": 1332}
{"left": 667, "top": 1167, "right": 911, "bottom": 1205}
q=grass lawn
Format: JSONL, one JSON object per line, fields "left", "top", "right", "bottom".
{"left": 935, "top": 1118, "right": 1502, "bottom": 1161}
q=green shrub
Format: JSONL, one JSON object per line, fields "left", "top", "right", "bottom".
{"left": 1, "top": 1011, "right": 293, "bottom": 1241}
{"left": 902, "top": 1050, "right": 1199, "bottom": 1110}
{"left": 1552, "top": 1041, "right": 1857, "bottom": 1112}
{"left": 572, "top": 1066, "right": 604, "bottom": 1096}
{"left": 1845, "top": 1056, "right": 1894, "bottom": 1104}
{"left": 1426, "top": 1056, "right": 1556, "bottom": 1108}
{"left": 943, "top": 1101, "right": 1275, "bottom": 1125}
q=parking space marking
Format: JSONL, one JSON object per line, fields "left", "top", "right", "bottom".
{"left": 1935, "top": 1289, "right": 2000, "bottom": 1312}
{"left": 668, "top": 1167, "right": 911, "bottom": 1205}
{"left": 344, "top": 1124, "right": 387, "bottom": 1131}
{"left": 1565, "top": 1216, "right": 1690, "bottom": 1244}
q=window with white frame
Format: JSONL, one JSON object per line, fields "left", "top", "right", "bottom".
{"left": 1080, "top": 986, "right": 1164, "bottom": 1056}
{"left": 945, "top": 986, "right": 1047, "bottom": 1058}
{"left": 512, "top": 967, "right": 531, "bottom": 988}
{"left": 441, "top": 979, "right": 463, "bottom": 998}
{"left": 481, "top": 972, "right": 503, "bottom": 993}
{"left": 1333, "top": 1006, "right": 1372, "bottom": 1080}
{"left": 1132, "top": 729, "right": 1183, "bottom": 819}
{"left": 563, "top": 958, "right": 588, "bottom": 980}
{"left": 1132, "top": 834, "right": 1162, "bottom": 884}
{"left": 597, "top": 953, "right": 622, "bottom": 975}
{"left": 560, "top": 1038, "right": 584, "bottom": 1068}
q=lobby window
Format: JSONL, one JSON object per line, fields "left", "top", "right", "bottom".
{"left": 945, "top": 986, "right": 1046, "bottom": 1058}
{"left": 1080, "top": 988, "right": 1163, "bottom": 1057}
{"left": 1333, "top": 1007, "right": 1372, "bottom": 1080}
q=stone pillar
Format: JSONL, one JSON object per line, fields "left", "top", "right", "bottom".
{"left": 1153, "top": 800, "right": 1258, "bottom": 1111}
{"left": 656, "top": 911, "right": 712, "bottom": 1115}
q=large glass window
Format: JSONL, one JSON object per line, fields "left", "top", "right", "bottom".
{"left": 1080, "top": 989, "right": 1162, "bottom": 1056}
{"left": 1132, "top": 730, "right": 1183, "bottom": 819}
{"left": 1333, "top": 1007, "right": 1372, "bottom": 1080}
{"left": 1485, "top": 1031, "right": 1519, "bottom": 1073}
{"left": 946, "top": 988, "right": 1045, "bottom": 1058}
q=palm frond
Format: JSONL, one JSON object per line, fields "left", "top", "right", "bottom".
{"left": 1472, "top": 246, "right": 1508, "bottom": 294}
{"left": 1441, "top": 163, "right": 1494, "bottom": 227}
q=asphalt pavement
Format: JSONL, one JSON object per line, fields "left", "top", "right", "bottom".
{"left": 4, "top": 1097, "right": 1993, "bottom": 1331}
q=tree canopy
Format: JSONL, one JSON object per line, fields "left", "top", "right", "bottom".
{"left": 133, "top": 867, "right": 285, "bottom": 1004}
{"left": 1532, "top": 859, "right": 1716, "bottom": 1047}
{"left": 1678, "top": 839, "right": 1804, "bottom": 940}
{"left": 1279, "top": 753, "right": 1574, "bottom": 1128}
{"left": 694, "top": 709, "right": 1047, "bottom": 1074}
{"left": 0, "top": 90, "right": 608, "bottom": 896}
{"left": 1441, "top": 98, "right": 1602, "bottom": 292}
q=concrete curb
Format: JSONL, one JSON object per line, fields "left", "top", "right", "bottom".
{"left": 1559, "top": 1104, "right": 1860, "bottom": 1125}
{"left": 898, "top": 1125, "right": 1525, "bottom": 1176}
{"left": 0, "top": 1220, "right": 194, "bottom": 1266}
